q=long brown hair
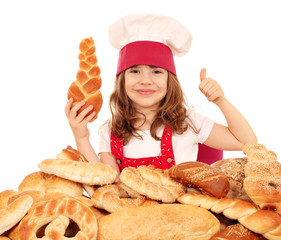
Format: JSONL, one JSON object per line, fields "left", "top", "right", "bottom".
{"left": 109, "top": 69, "right": 193, "bottom": 144}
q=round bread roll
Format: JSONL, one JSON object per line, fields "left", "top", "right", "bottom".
{"left": 211, "top": 158, "right": 251, "bottom": 201}
{"left": 68, "top": 37, "right": 103, "bottom": 122}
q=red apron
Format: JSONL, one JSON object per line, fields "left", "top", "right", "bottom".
{"left": 110, "top": 126, "right": 175, "bottom": 171}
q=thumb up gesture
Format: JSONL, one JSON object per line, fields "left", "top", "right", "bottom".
{"left": 199, "top": 68, "right": 225, "bottom": 105}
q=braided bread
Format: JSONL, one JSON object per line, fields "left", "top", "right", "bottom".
{"left": 91, "top": 184, "right": 158, "bottom": 213}
{"left": 178, "top": 193, "right": 281, "bottom": 240}
{"left": 17, "top": 196, "right": 97, "bottom": 240}
{"left": 243, "top": 144, "right": 281, "bottom": 213}
{"left": 0, "top": 190, "right": 33, "bottom": 235}
{"left": 67, "top": 37, "right": 103, "bottom": 122}
{"left": 120, "top": 165, "right": 186, "bottom": 203}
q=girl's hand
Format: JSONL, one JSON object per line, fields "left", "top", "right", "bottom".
{"left": 65, "top": 98, "right": 96, "bottom": 141}
{"left": 199, "top": 68, "right": 225, "bottom": 105}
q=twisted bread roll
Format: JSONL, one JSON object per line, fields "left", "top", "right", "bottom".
{"left": 38, "top": 158, "right": 117, "bottom": 185}
{"left": 178, "top": 193, "right": 281, "bottom": 240}
{"left": 17, "top": 196, "right": 97, "bottom": 240}
{"left": 0, "top": 190, "right": 33, "bottom": 235}
{"left": 120, "top": 165, "right": 186, "bottom": 203}
{"left": 68, "top": 37, "right": 103, "bottom": 122}
{"left": 91, "top": 184, "right": 158, "bottom": 213}
{"left": 169, "top": 161, "right": 230, "bottom": 198}
{"left": 243, "top": 144, "right": 281, "bottom": 213}
{"left": 97, "top": 204, "right": 220, "bottom": 240}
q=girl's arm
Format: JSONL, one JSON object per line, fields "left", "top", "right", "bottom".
{"left": 65, "top": 98, "right": 101, "bottom": 162}
{"left": 99, "top": 152, "right": 121, "bottom": 180}
{"left": 199, "top": 68, "right": 257, "bottom": 150}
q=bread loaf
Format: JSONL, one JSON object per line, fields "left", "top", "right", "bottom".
{"left": 178, "top": 193, "right": 281, "bottom": 240}
{"left": 169, "top": 161, "right": 230, "bottom": 198}
{"left": 97, "top": 204, "right": 220, "bottom": 240}
{"left": 38, "top": 159, "right": 117, "bottom": 185}
{"left": 67, "top": 37, "right": 103, "bottom": 122}
{"left": 210, "top": 223, "right": 260, "bottom": 240}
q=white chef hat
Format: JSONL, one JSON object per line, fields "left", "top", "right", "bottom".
{"left": 108, "top": 14, "right": 192, "bottom": 76}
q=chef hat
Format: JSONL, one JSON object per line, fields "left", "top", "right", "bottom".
{"left": 108, "top": 14, "right": 192, "bottom": 76}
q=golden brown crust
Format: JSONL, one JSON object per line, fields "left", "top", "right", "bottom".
{"left": 210, "top": 223, "right": 260, "bottom": 240}
{"left": 169, "top": 161, "right": 230, "bottom": 198}
{"left": 38, "top": 159, "right": 117, "bottom": 185}
{"left": 0, "top": 192, "right": 33, "bottom": 235}
{"left": 178, "top": 193, "right": 281, "bottom": 240}
{"left": 97, "top": 204, "right": 220, "bottom": 240}
{"left": 120, "top": 165, "right": 186, "bottom": 203}
{"left": 67, "top": 37, "right": 103, "bottom": 122}
{"left": 91, "top": 184, "right": 158, "bottom": 213}
{"left": 17, "top": 196, "right": 97, "bottom": 240}
{"left": 243, "top": 143, "right": 281, "bottom": 213}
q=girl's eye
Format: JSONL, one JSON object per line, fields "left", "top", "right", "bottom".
{"left": 153, "top": 69, "right": 162, "bottom": 74}
{"left": 130, "top": 69, "right": 139, "bottom": 73}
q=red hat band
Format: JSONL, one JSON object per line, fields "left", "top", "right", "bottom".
{"left": 116, "top": 41, "right": 176, "bottom": 76}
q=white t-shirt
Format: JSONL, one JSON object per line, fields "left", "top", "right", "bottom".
{"left": 98, "top": 110, "right": 214, "bottom": 164}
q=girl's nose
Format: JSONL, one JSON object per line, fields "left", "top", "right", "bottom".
{"left": 139, "top": 72, "right": 152, "bottom": 85}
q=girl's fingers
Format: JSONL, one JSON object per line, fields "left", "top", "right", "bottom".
{"left": 68, "top": 101, "right": 86, "bottom": 120}
{"left": 76, "top": 105, "right": 94, "bottom": 122}
{"left": 200, "top": 68, "right": 207, "bottom": 82}
{"left": 82, "top": 111, "right": 96, "bottom": 124}
{"left": 65, "top": 98, "right": 74, "bottom": 116}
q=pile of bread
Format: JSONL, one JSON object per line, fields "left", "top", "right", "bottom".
{"left": 1, "top": 143, "right": 281, "bottom": 240}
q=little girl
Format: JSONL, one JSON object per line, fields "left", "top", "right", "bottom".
{"left": 65, "top": 14, "right": 257, "bottom": 176}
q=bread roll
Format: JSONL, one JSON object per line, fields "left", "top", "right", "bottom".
{"left": 210, "top": 223, "right": 260, "bottom": 240}
{"left": 0, "top": 191, "right": 33, "bottom": 235}
{"left": 38, "top": 159, "right": 117, "bottom": 185}
{"left": 211, "top": 158, "right": 251, "bottom": 201}
{"left": 68, "top": 37, "right": 103, "bottom": 122}
{"left": 169, "top": 161, "right": 230, "bottom": 198}
{"left": 97, "top": 204, "right": 220, "bottom": 240}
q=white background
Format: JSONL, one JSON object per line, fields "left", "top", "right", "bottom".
{"left": 0, "top": 0, "right": 280, "bottom": 192}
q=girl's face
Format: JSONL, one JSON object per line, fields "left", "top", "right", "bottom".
{"left": 124, "top": 65, "right": 168, "bottom": 112}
